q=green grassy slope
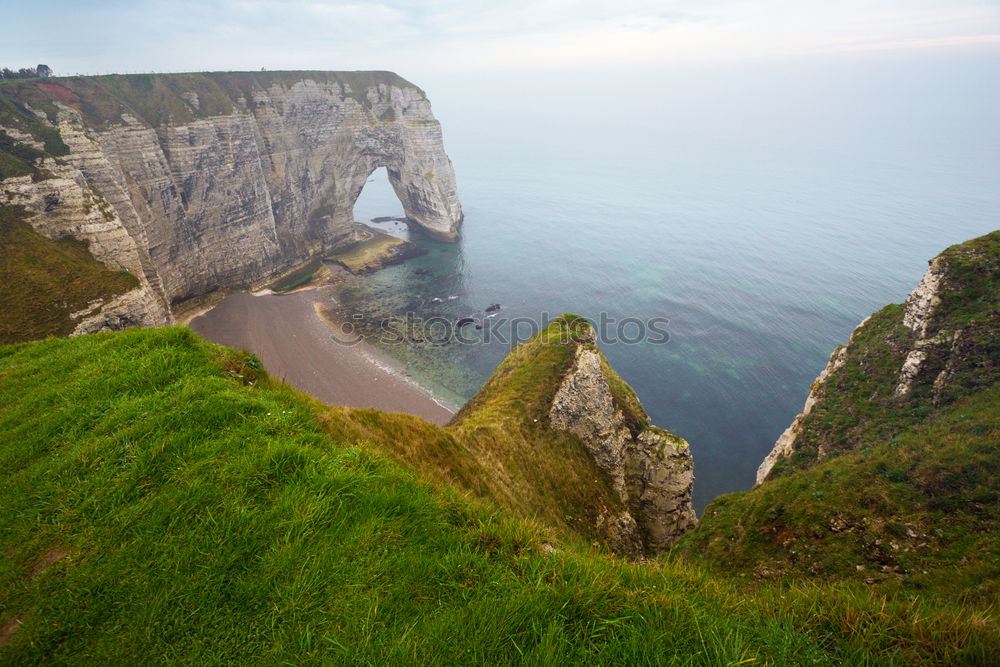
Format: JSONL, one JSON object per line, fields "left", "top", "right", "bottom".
{"left": 1, "top": 327, "right": 995, "bottom": 663}
{"left": 681, "top": 384, "right": 1000, "bottom": 602}
{"left": 327, "top": 315, "right": 643, "bottom": 551}
{"left": 0, "top": 205, "right": 138, "bottom": 343}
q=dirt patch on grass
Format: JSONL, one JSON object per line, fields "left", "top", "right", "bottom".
{"left": 36, "top": 82, "right": 81, "bottom": 113}
{"left": 0, "top": 614, "right": 24, "bottom": 648}
{"left": 30, "top": 549, "right": 71, "bottom": 579}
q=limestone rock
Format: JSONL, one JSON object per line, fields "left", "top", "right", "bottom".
{"left": 755, "top": 338, "right": 852, "bottom": 485}
{"left": 0, "top": 71, "right": 462, "bottom": 330}
{"left": 901, "top": 258, "right": 945, "bottom": 336}
{"left": 549, "top": 339, "right": 696, "bottom": 554}
{"left": 893, "top": 259, "right": 947, "bottom": 398}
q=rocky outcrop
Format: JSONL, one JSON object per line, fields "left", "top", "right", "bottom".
{"left": 755, "top": 332, "right": 853, "bottom": 485}
{"left": 893, "top": 258, "right": 946, "bottom": 397}
{"left": 756, "top": 231, "right": 1000, "bottom": 484}
{"left": 70, "top": 287, "right": 163, "bottom": 335}
{"left": 901, "top": 258, "right": 945, "bottom": 336}
{"left": 0, "top": 71, "right": 462, "bottom": 326}
{"left": 549, "top": 330, "right": 696, "bottom": 554}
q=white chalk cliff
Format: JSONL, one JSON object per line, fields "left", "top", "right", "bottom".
{"left": 0, "top": 71, "right": 462, "bottom": 328}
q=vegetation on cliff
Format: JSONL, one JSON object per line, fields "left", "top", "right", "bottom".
{"left": 682, "top": 230, "right": 999, "bottom": 638}
{"left": 0, "top": 204, "right": 138, "bottom": 343}
{"left": 1, "top": 326, "right": 994, "bottom": 663}
{"left": 762, "top": 230, "right": 1000, "bottom": 479}
{"left": 682, "top": 384, "right": 999, "bottom": 600}
{"left": 0, "top": 70, "right": 421, "bottom": 131}
{"left": 0, "top": 93, "right": 68, "bottom": 181}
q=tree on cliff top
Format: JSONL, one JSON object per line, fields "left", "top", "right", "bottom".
{"left": 0, "top": 65, "right": 51, "bottom": 79}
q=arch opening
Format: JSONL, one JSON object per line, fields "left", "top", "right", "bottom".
{"left": 352, "top": 167, "right": 411, "bottom": 239}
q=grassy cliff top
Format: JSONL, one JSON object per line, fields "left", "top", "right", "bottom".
{"left": 1, "top": 326, "right": 994, "bottom": 663}
{"left": 683, "top": 382, "right": 1000, "bottom": 602}
{"left": 452, "top": 314, "right": 648, "bottom": 431}
{"left": 0, "top": 70, "right": 421, "bottom": 130}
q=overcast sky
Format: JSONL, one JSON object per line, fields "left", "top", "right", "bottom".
{"left": 2, "top": 0, "right": 998, "bottom": 77}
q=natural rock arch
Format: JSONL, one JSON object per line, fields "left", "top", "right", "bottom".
{"left": 334, "top": 120, "right": 463, "bottom": 241}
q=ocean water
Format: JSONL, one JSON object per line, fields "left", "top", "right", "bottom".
{"left": 343, "top": 53, "right": 1000, "bottom": 511}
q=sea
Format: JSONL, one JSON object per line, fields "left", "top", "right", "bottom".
{"left": 338, "top": 51, "right": 1000, "bottom": 512}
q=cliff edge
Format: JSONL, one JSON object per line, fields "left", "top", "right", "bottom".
{"left": 757, "top": 230, "right": 1000, "bottom": 483}
{"left": 683, "top": 230, "right": 999, "bottom": 599}
{"left": 448, "top": 314, "right": 696, "bottom": 556}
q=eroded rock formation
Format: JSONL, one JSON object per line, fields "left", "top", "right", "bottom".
{"left": 548, "top": 327, "right": 696, "bottom": 554}
{"left": 0, "top": 71, "right": 462, "bottom": 328}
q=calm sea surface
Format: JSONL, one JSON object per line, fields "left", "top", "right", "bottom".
{"left": 340, "top": 55, "right": 1000, "bottom": 511}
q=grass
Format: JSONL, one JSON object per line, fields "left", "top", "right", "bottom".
{"left": 0, "top": 204, "right": 138, "bottom": 343}
{"left": 682, "top": 383, "right": 1000, "bottom": 606}
{"left": 0, "top": 89, "right": 69, "bottom": 155}
{"left": 0, "top": 71, "right": 420, "bottom": 131}
{"left": 1, "top": 327, "right": 996, "bottom": 663}
{"left": 452, "top": 314, "right": 593, "bottom": 426}
{"left": 0, "top": 130, "right": 49, "bottom": 180}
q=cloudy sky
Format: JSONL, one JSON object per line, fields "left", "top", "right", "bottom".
{"left": 2, "top": 0, "right": 998, "bottom": 76}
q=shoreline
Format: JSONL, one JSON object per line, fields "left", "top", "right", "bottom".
{"left": 189, "top": 285, "right": 455, "bottom": 426}
{"left": 310, "top": 300, "right": 463, "bottom": 415}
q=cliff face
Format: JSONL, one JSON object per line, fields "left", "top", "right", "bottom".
{"left": 684, "top": 231, "right": 1000, "bottom": 594}
{"left": 756, "top": 230, "right": 1000, "bottom": 483}
{"left": 0, "top": 71, "right": 462, "bottom": 326}
{"left": 0, "top": 154, "right": 171, "bottom": 333}
{"left": 548, "top": 337, "right": 696, "bottom": 553}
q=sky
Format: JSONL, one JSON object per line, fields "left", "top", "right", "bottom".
{"left": 1, "top": 0, "right": 999, "bottom": 78}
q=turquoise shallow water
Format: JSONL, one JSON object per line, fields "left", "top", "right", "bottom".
{"left": 343, "top": 56, "right": 1000, "bottom": 512}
